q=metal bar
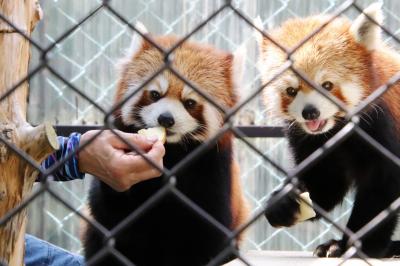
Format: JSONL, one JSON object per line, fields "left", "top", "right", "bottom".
{"left": 53, "top": 125, "right": 285, "bottom": 138}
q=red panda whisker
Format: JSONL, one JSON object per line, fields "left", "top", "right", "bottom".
{"left": 193, "top": 130, "right": 209, "bottom": 142}
{"left": 267, "top": 116, "right": 287, "bottom": 125}
{"left": 287, "top": 120, "right": 298, "bottom": 131}
{"left": 359, "top": 112, "right": 374, "bottom": 127}
{"left": 370, "top": 103, "right": 385, "bottom": 118}
{"left": 189, "top": 131, "right": 206, "bottom": 142}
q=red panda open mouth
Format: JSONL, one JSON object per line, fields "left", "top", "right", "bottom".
{"left": 304, "top": 119, "right": 327, "bottom": 133}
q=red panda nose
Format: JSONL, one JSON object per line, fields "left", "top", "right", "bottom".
{"left": 158, "top": 112, "right": 175, "bottom": 128}
{"left": 302, "top": 105, "right": 320, "bottom": 120}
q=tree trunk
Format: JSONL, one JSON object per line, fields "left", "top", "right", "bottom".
{"left": 0, "top": 1, "right": 58, "bottom": 265}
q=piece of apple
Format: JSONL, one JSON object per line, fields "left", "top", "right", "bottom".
{"left": 297, "top": 192, "right": 316, "bottom": 222}
{"left": 138, "top": 127, "right": 166, "bottom": 144}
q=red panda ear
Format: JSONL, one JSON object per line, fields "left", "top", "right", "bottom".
{"left": 253, "top": 16, "right": 265, "bottom": 51}
{"left": 232, "top": 45, "right": 246, "bottom": 101}
{"left": 127, "top": 21, "right": 149, "bottom": 56}
{"left": 350, "top": 2, "right": 384, "bottom": 51}
{"left": 117, "top": 21, "right": 149, "bottom": 71}
{"left": 253, "top": 16, "right": 274, "bottom": 53}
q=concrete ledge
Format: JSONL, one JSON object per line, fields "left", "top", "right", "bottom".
{"left": 225, "top": 251, "right": 400, "bottom": 265}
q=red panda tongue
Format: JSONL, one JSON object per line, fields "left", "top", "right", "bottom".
{"left": 305, "top": 120, "right": 323, "bottom": 132}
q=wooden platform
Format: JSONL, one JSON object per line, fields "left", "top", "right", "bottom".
{"left": 225, "top": 251, "right": 400, "bottom": 265}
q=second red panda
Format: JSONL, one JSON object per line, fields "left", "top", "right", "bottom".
{"left": 257, "top": 3, "right": 400, "bottom": 258}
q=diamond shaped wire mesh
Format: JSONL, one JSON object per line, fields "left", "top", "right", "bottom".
{"left": 0, "top": 0, "right": 397, "bottom": 265}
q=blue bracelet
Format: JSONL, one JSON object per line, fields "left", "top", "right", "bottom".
{"left": 40, "top": 133, "right": 85, "bottom": 181}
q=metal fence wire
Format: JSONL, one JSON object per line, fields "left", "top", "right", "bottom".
{"left": 0, "top": 0, "right": 400, "bottom": 265}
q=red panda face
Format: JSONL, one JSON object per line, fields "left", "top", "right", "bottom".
{"left": 121, "top": 73, "right": 225, "bottom": 143}
{"left": 115, "top": 28, "right": 243, "bottom": 143}
{"left": 261, "top": 66, "right": 366, "bottom": 135}
{"left": 257, "top": 4, "right": 384, "bottom": 135}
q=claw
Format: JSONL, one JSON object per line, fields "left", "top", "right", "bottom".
{"left": 314, "top": 239, "right": 343, "bottom": 258}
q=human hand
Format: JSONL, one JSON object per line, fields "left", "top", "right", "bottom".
{"left": 78, "top": 130, "right": 165, "bottom": 191}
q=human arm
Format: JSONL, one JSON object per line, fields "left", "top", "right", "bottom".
{"left": 40, "top": 130, "right": 165, "bottom": 191}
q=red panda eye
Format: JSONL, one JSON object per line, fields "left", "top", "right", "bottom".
{"left": 286, "top": 87, "right": 298, "bottom": 97}
{"left": 184, "top": 99, "right": 197, "bottom": 109}
{"left": 150, "top": 91, "right": 161, "bottom": 101}
{"left": 322, "top": 81, "right": 334, "bottom": 91}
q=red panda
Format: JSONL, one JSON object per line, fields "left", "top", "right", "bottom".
{"left": 83, "top": 23, "right": 249, "bottom": 266}
{"left": 256, "top": 3, "right": 400, "bottom": 258}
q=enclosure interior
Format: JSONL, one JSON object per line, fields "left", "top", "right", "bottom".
{"left": 24, "top": 0, "right": 400, "bottom": 258}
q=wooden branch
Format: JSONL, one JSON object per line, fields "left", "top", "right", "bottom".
{"left": 20, "top": 123, "right": 59, "bottom": 163}
{"left": 0, "top": 0, "right": 42, "bottom": 35}
{"left": 0, "top": 123, "right": 58, "bottom": 265}
{"left": 0, "top": 1, "right": 58, "bottom": 265}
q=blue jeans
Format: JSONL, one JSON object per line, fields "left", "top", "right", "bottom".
{"left": 25, "top": 235, "right": 84, "bottom": 266}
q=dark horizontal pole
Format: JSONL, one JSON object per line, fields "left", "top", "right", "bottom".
{"left": 236, "top": 126, "right": 284, "bottom": 138}
{"left": 53, "top": 125, "right": 284, "bottom": 138}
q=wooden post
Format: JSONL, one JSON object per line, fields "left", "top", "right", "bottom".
{"left": 0, "top": 1, "right": 58, "bottom": 265}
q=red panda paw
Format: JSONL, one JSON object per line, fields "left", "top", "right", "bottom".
{"left": 314, "top": 239, "right": 343, "bottom": 258}
{"left": 264, "top": 190, "right": 300, "bottom": 228}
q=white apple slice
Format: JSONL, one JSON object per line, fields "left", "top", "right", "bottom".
{"left": 297, "top": 192, "right": 316, "bottom": 223}
{"left": 138, "top": 127, "right": 166, "bottom": 144}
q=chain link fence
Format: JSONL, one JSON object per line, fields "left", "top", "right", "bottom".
{"left": 0, "top": 0, "right": 398, "bottom": 264}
